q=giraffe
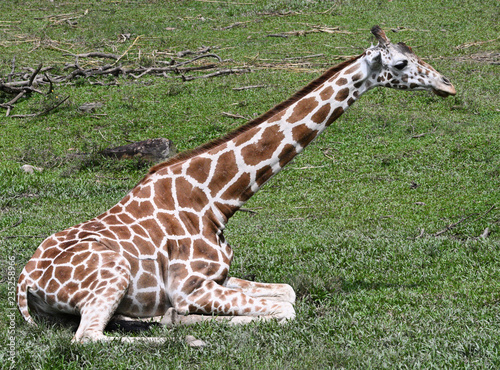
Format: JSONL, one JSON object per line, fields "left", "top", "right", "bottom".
{"left": 17, "top": 26, "right": 456, "bottom": 343}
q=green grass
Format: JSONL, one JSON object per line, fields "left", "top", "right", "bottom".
{"left": 1, "top": 0, "right": 499, "bottom": 368}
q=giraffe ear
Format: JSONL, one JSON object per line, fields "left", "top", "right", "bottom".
{"left": 371, "top": 25, "right": 390, "bottom": 47}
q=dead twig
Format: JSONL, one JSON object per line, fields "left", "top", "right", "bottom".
{"left": 238, "top": 208, "right": 259, "bottom": 215}
{"left": 67, "top": 52, "right": 120, "bottom": 60}
{"left": 182, "top": 68, "right": 250, "bottom": 81}
{"left": 412, "top": 127, "right": 437, "bottom": 139}
{"left": 434, "top": 214, "right": 475, "bottom": 237}
{"left": 283, "top": 54, "right": 324, "bottom": 61}
{"left": 266, "top": 27, "right": 350, "bottom": 38}
{"left": 232, "top": 84, "right": 267, "bottom": 91}
{"left": 2, "top": 235, "right": 47, "bottom": 240}
{"left": 9, "top": 56, "right": 16, "bottom": 82}
{"left": 456, "top": 36, "right": 500, "bottom": 50}
{"left": 222, "top": 112, "right": 247, "bottom": 119}
{"left": 1, "top": 49, "right": 246, "bottom": 115}
{"left": 113, "top": 35, "right": 143, "bottom": 65}
{"left": 28, "top": 62, "right": 43, "bottom": 86}
{"left": 10, "top": 95, "right": 69, "bottom": 118}
{"left": 433, "top": 205, "right": 495, "bottom": 237}
{"left": 0, "top": 216, "right": 23, "bottom": 234}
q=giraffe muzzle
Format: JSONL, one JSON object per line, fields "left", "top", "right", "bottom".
{"left": 432, "top": 77, "right": 456, "bottom": 97}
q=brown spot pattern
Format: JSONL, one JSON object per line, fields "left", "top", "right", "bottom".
{"left": 186, "top": 157, "right": 212, "bottom": 184}
{"left": 335, "top": 88, "right": 350, "bottom": 102}
{"left": 287, "top": 97, "right": 318, "bottom": 124}
{"left": 320, "top": 86, "right": 334, "bottom": 100}
{"left": 336, "top": 78, "right": 348, "bottom": 86}
{"left": 241, "top": 125, "right": 284, "bottom": 166}
{"left": 326, "top": 107, "right": 344, "bottom": 126}
{"left": 311, "top": 103, "right": 331, "bottom": 124}
{"left": 292, "top": 124, "right": 318, "bottom": 147}
{"left": 211, "top": 151, "right": 239, "bottom": 196}
{"left": 279, "top": 144, "right": 298, "bottom": 168}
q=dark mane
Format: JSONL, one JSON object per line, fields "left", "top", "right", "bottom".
{"left": 396, "top": 42, "right": 413, "bottom": 55}
{"left": 148, "top": 53, "right": 363, "bottom": 175}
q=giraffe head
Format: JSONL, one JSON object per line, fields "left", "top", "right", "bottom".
{"left": 363, "top": 26, "right": 456, "bottom": 97}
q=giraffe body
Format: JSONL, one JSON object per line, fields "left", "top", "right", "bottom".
{"left": 17, "top": 27, "right": 455, "bottom": 342}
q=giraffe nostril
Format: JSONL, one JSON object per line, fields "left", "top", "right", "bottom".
{"left": 441, "top": 77, "right": 451, "bottom": 85}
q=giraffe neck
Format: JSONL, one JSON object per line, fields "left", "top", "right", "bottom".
{"left": 149, "top": 53, "right": 370, "bottom": 227}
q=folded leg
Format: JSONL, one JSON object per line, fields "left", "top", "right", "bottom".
{"left": 172, "top": 279, "right": 296, "bottom": 324}
{"left": 224, "top": 277, "right": 296, "bottom": 304}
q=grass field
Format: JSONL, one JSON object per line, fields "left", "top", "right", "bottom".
{"left": 1, "top": 0, "right": 499, "bottom": 368}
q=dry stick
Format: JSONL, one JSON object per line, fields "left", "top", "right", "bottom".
{"left": 412, "top": 127, "right": 436, "bottom": 139}
{"left": 113, "top": 35, "right": 143, "bottom": 66}
{"left": 456, "top": 36, "right": 500, "bottom": 50}
{"left": 1, "top": 91, "right": 25, "bottom": 107}
{"left": 238, "top": 208, "right": 258, "bottom": 215}
{"left": 1, "top": 91, "right": 25, "bottom": 117}
{"left": 433, "top": 205, "right": 495, "bottom": 237}
{"left": 480, "top": 227, "right": 491, "bottom": 239}
{"left": 2, "top": 235, "right": 46, "bottom": 240}
{"left": 28, "top": 63, "right": 43, "bottom": 86}
{"left": 8, "top": 56, "right": 16, "bottom": 82}
{"left": 232, "top": 84, "right": 267, "bottom": 91}
{"left": 175, "top": 53, "right": 223, "bottom": 67}
{"left": 44, "top": 73, "right": 54, "bottom": 94}
{"left": 10, "top": 95, "right": 70, "bottom": 118}
{"left": 0, "top": 216, "right": 23, "bottom": 234}
{"left": 283, "top": 53, "right": 324, "bottom": 61}
{"left": 222, "top": 112, "right": 247, "bottom": 119}
{"left": 434, "top": 214, "right": 475, "bottom": 237}
{"left": 67, "top": 52, "right": 120, "bottom": 60}
{"left": 182, "top": 68, "right": 250, "bottom": 81}
{"left": 470, "top": 204, "right": 496, "bottom": 227}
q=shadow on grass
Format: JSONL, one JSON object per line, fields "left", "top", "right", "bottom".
{"left": 290, "top": 273, "right": 419, "bottom": 303}
{"left": 30, "top": 312, "right": 162, "bottom": 337}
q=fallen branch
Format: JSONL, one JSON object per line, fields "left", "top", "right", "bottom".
{"left": 182, "top": 68, "right": 251, "bottom": 81}
{"left": 456, "top": 36, "right": 500, "bottom": 50}
{"left": 29, "top": 63, "right": 42, "bottom": 85}
{"left": 1, "top": 49, "right": 247, "bottom": 116}
{"left": 412, "top": 127, "right": 437, "bottom": 139}
{"left": 10, "top": 95, "right": 69, "bottom": 118}
{"left": 0, "top": 216, "right": 23, "bottom": 234}
{"left": 232, "top": 84, "right": 267, "bottom": 91}
{"left": 113, "top": 35, "right": 144, "bottom": 65}
{"left": 238, "top": 208, "right": 259, "bottom": 215}
{"left": 266, "top": 27, "right": 350, "bottom": 38}
{"left": 2, "top": 235, "right": 47, "bottom": 240}
{"left": 222, "top": 111, "right": 247, "bottom": 119}
{"left": 433, "top": 205, "right": 495, "bottom": 237}
{"left": 434, "top": 214, "right": 475, "bottom": 237}
{"left": 284, "top": 53, "right": 324, "bottom": 61}
{"left": 66, "top": 52, "right": 120, "bottom": 60}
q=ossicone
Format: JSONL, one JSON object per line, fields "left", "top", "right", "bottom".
{"left": 371, "top": 25, "right": 390, "bottom": 46}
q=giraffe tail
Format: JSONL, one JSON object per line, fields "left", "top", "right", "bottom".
{"left": 17, "top": 268, "right": 37, "bottom": 326}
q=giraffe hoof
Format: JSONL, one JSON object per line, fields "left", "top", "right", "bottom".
{"left": 228, "top": 316, "right": 257, "bottom": 325}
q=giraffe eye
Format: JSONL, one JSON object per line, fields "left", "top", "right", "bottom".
{"left": 394, "top": 60, "right": 408, "bottom": 70}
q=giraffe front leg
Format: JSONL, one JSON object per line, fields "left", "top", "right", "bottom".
{"left": 172, "top": 279, "right": 296, "bottom": 324}
{"left": 70, "top": 244, "right": 133, "bottom": 343}
{"left": 224, "top": 277, "right": 296, "bottom": 304}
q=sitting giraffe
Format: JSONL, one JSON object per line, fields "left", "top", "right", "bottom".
{"left": 17, "top": 26, "right": 455, "bottom": 343}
